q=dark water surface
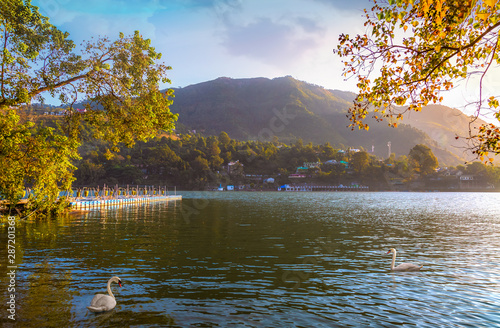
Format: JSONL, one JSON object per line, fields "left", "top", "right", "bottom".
{"left": 1, "top": 192, "right": 500, "bottom": 327}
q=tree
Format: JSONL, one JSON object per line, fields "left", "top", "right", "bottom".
{"left": 465, "top": 161, "right": 487, "bottom": 176}
{"left": 190, "top": 156, "right": 210, "bottom": 177}
{"left": 320, "top": 142, "right": 336, "bottom": 160}
{"left": 0, "top": 0, "right": 177, "bottom": 215}
{"left": 206, "top": 138, "right": 223, "bottom": 169}
{"left": 74, "top": 159, "right": 105, "bottom": 185}
{"left": 0, "top": 110, "right": 78, "bottom": 214}
{"left": 351, "top": 151, "right": 370, "bottom": 173}
{"left": 219, "top": 131, "right": 231, "bottom": 147}
{"left": 335, "top": 0, "right": 500, "bottom": 162}
{"left": 409, "top": 144, "right": 438, "bottom": 175}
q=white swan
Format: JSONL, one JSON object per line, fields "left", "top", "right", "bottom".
{"left": 387, "top": 248, "right": 423, "bottom": 271}
{"left": 87, "top": 276, "right": 122, "bottom": 312}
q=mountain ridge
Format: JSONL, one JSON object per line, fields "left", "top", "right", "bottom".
{"left": 166, "top": 76, "right": 483, "bottom": 165}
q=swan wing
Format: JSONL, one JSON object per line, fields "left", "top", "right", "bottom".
{"left": 393, "top": 263, "right": 423, "bottom": 272}
{"left": 87, "top": 294, "right": 116, "bottom": 312}
{"left": 87, "top": 305, "right": 108, "bottom": 313}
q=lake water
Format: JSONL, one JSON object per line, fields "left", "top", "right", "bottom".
{"left": 1, "top": 191, "right": 500, "bottom": 327}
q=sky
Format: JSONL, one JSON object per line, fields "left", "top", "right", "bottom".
{"left": 31, "top": 0, "right": 499, "bottom": 121}
{"left": 32, "top": 0, "right": 372, "bottom": 92}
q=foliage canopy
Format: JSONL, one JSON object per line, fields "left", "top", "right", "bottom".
{"left": 0, "top": 0, "right": 177, "bottom": 216}
{"left": 335, "top": 0, "right": 500, "bottom": 162}
{"left": 73, "top": 132, "right": 500, "bottom": 191}
{"left": 409, "top": 144, "right": 439, "bottom": 175}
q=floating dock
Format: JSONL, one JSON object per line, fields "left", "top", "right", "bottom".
{"left": 278, "top": 184, "right": 369, "bottom": 191}
{"left": 70, "top": 195, "right": 182, "bottom": 210}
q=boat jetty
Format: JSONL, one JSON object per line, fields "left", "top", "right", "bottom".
{"left": 278, "top": 184, "right": 369, "bottom": 191}
{"left": 68, "top": 185, "right": 181, "bottom": 210}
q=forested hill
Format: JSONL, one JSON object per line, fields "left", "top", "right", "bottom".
{"left": 168, "top": 76, "right": 481, "bottom": 165}
{"left": 169, "top": 76, "right": 350, "bottom": 146}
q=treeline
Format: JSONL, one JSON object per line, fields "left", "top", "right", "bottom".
{"left": 74, "top": 132, "right": 500, "bottom": 190}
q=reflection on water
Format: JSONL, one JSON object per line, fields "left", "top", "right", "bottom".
{"left": 1, "top": 192, "right": 500, "bottom": 327}
{"left": 19, "top": 262, "right": 77, "bottom": 327}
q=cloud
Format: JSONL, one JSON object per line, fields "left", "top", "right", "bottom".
{"left": 295, "top": 16, "right": 325, "bottom": 34}
{"left": 57, "top": 13, "right": 157, "bottom": 45}
{"left": 34, "top": 0, "right": 160, "bottom": 43}
{"left": 312, "top": 0, "right": 372, "bottom": 12}
{"left": 176, "top": 0, "right": 242, "bottom": 10}
{"left": 221, "top": 16, "right": 323, "bottom": 68}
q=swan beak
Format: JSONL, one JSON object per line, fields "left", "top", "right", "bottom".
{"left": 118, "top": 281, "right": 122, "bottom": 287}
{"left": 386, "top": 250, "right": 391, "bottom": 254}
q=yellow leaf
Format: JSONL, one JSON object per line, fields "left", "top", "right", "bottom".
{"left": 477, "top": 12, "right": 490, "bottom": 21}
{"left": 422, "top": 1, "right": 430, "bottom": 14}
{"left": 484, "top": 0, "right": 496, "bottom": 7}
{"left": 435, "top": 45, "right": 441, "bottom": 52}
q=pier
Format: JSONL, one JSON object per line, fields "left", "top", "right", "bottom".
{"left": 68, "top": 184, "right": 181, "bottom": 210}
{"left": 278, "top": 184, "right": 369, "bottom": 191}
{"left": 70, "top": 195, "right": 182, "bottom": 210}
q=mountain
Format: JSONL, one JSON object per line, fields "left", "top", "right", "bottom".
{"left": 168, "top": 76, "right": 479, "bottom": 165}
{"left": 169, "top": 76, "right": 350, "bottom": 145}
{"left": 402, "top": 105, "right": 485, "bottom": 162}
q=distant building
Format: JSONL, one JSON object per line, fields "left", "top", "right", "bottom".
{"left": 459, "top": 175, "right": 475, "bottom": 189}
{"left": 278, "top": 184, "right": 289, "bottom": 191}
{"left": 303, "top": 162, "right": 321, "bottom": 169}
{"left": 228, "top": 160, "right": 244, "bottom": 174}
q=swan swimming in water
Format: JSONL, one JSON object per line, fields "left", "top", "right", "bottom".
{"left": 387, "top": 248, "right": 423, "bottom": 271}
{"left": 87, "top": 276, "right": 122, "bottom": 312}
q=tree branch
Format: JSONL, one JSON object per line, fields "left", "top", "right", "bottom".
{"left": 1, "top": 29, "right": 8, "bottom": 101}
{"left": 29, "top": 73, "right": 89, "bottom": 98}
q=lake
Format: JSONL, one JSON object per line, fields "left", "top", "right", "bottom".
{"left": 1, "top": 191, "right": 500, "bottom": 327}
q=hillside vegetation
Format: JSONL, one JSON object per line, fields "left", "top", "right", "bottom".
{"left": 169, "top": 76, "right": 480, "bottom": 166}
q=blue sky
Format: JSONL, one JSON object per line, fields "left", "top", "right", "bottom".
{"left": 33, "top": 0, "right": 372, "bottom": 92}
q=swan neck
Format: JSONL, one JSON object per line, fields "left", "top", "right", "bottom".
{"left": 107, "top": 278, "right": 115, "bottom": 299}
{"left": 391, "top": 251, "right": 396, "bottom": 270}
